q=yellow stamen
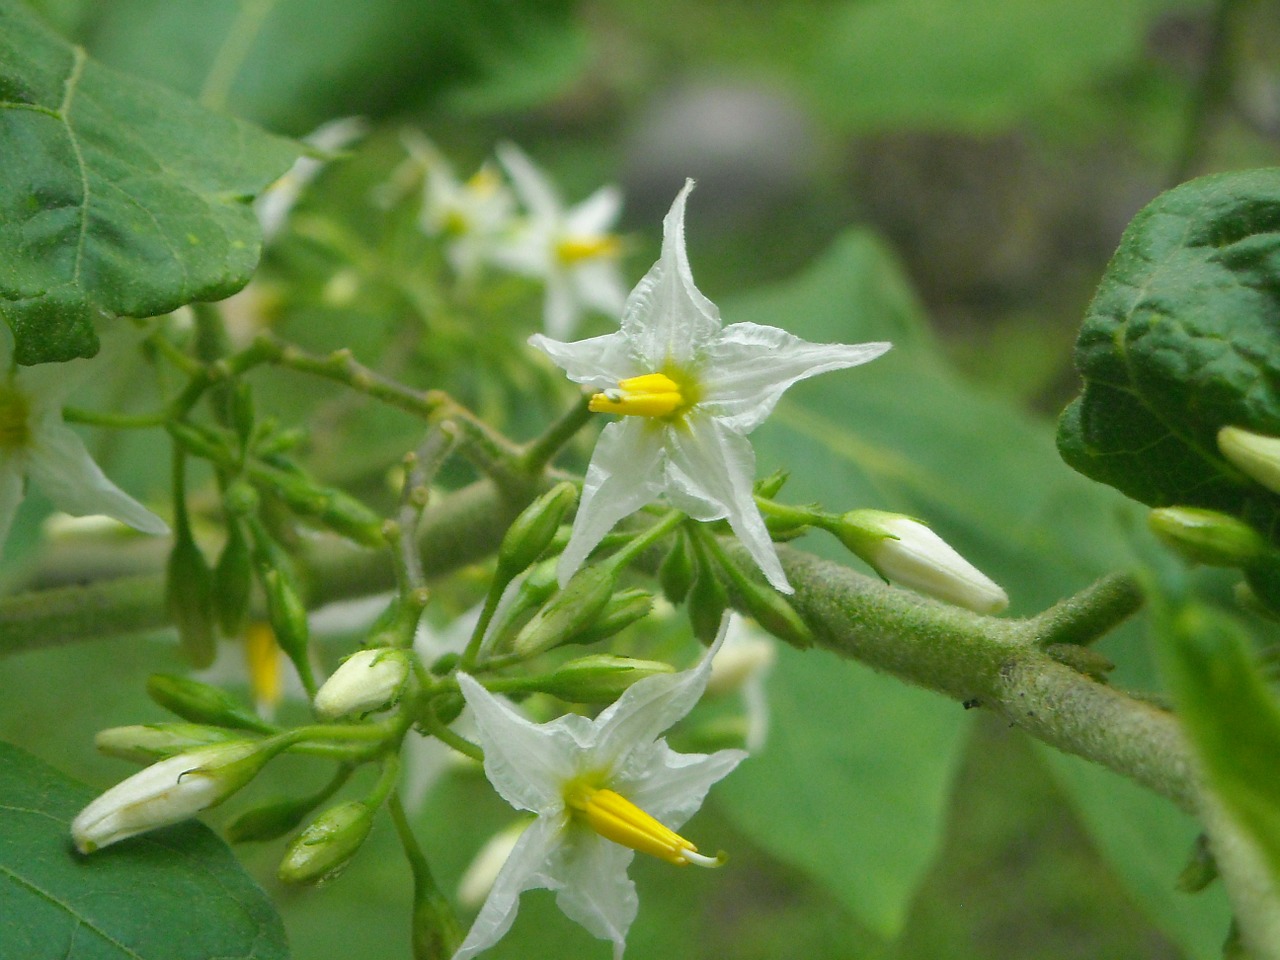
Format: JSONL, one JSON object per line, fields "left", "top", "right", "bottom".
{"left": 0, "top": 385, "right": 31, "bottom": 451}
{"left": 466, "top": 167, "right": 501, "bottom": 195}
{"left": 589, "top": 373, "right": 683, "bottom": 419}
{"left": 566, "top": 784, "right": 724, "bottom": 868}
{"left": 244, "top": 621, "right": 283, "bottom": 719}
{"left": 556, "top": 235, "right": 621, "bottom": 265}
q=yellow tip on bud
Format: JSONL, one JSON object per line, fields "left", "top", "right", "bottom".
{"left": 590, "top": 373, "right": 683, "bottom": 419}
{"left": 566, "top": 784, "right": 722, "bottom": 868}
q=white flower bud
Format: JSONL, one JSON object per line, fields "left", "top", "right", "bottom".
{"left": 72, "top": 740, "right": 269, "bottom": 853}
{"left": 314, "top": 647, "right": 410, "bottom": 719}
{"left": 840, "top": 511, "right": 1008, "bottom": 614}
{"left": 458, "top": 822, "right": 527, "bottom": 908}
{"left": 1218, "top": 425, "right": 1280, "bottom": 495}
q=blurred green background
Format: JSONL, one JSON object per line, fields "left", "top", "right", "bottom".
{"left": 6, "top": 0, "right": 1280, "bottom": 957}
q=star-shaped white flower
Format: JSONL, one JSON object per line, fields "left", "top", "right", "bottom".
{"left": 0, "top": 329, "right": 168, "bottom": 547}
{"left": 530, "top": 180, "right": 890, "bottom": 593}
{"left": 453, "top": 632, "right": 745, "bottom": 960}
{"left": 495, "top": 143, "right": 627, "bottom": 339}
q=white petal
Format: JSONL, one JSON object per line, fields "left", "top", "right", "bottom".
{"left": 620, "top": 180, "right": 720, "bottom": 365}
{"left": 528, "top": 331, "right": 636, "bottom": 389}
{"left": 700, "top": 324, "right": 891, "bottom": 434}
{"left": 571, "top": 258, "right": 628, "bottom": 318}
{"left": 27, "top": 422, "right": 169, "bottom": 535}
{"left": 557, "top": 419, "right": 666, "bottom": 586}
{"left": 565, "top": 185, "right": 622, "bottom": 237}
{"left": 451, "top": 815, "right": 566, "bottom": 960}
{"left": 488, "top": 220, "right": 552, "bottom": 276}
{"left": 457, "top": 674, "right": 581, "bottom": 812}
{"left": 665, "top": 417, "right": 790, "bottom": 592}
{"left": 590, "top": 627, "right": 725, "bottom": 770}
{"left": 496, "top": 142, "right": 562, "bottom": 222}
{"left": 619, "top": 741, "right": 746, "bottom": 830}
{"left": 542, "top": 273, "right": 580, "bottom": 341}
{"left": 548, "top": 831, "right": 638, "bottom": 958}
{"left": 0, "top": 459, "right": 24, "bottom": 547}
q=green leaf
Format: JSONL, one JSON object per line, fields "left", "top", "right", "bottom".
{"left": 1057, "top": 169, "right": 1280, "bottom": 535}
{"left": 718, "top": 647, "right": 971, "bottom": 939}
{"left": 809, "top": 0, "right": 1206, "bottom": 133}
{"left": 0, "top": 741, "right": 288, "bottom": 960}
{"left": 0, "top": 0, "right": 298, "bottom": 364}
{"left": 1156, "top": 603, "right": 1280, "bottom": 952}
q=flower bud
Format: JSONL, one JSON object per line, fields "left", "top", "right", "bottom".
{"left": 485, "top": 561, "right": 559, "bottom": 651}
{"left": 687, "top": 539, "right": 729, "bottom": 646}
{"left": 165, "top": 530, "right": 216, "bottom": 669}
{"left": 213, "top": 520, "right": 254, "bottom": 637}
{"left": 836, "top": 510, "right": 1008, "bottom": 614}
{"left": 72, "top": 740, "right": 275, "bottom": 853}
{"left": 277, "top": 800, "right": 374, "bottom": 884}
{"left": 714, "top": 549, "right": 812, "bottom": 649}
{"left": 1148, "top": 506, "right": 1267, "bottom": 567}
{"left": 753, "top": 468, "right": 789, "bottom": 500}
{"left": 146, "top": 673, "right": 276, "bottom": 733}
{"left": 658, "top": 532, "right": 695, "bottom": 605}
{"left": 314, "top": 648, "right": 411, "bottom": 718}
{"left": 564, "top": 589, "right": 654, "bottom": 646}
{"left": 226, "top": 794, "right": 320, "bottom": 844}
{"left": 260, "top": 566, "right": 315, "bottom": 691}
{"left": 513, "top": 564, "right": 617, "bottom": 656}
{"left": 1218, "top": 425, "right": 1280, "bottom": 495}
{"left": 94, "top": 723, "right": 245, "bottom": 764}
{"left": 497, "top": 482, "right": 577, "bottom": 582}
{"left": 538, "top": 655, "right": 675, "bottom": 703}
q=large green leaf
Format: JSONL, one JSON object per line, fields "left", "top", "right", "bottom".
{"left": 1058, "top": 169, "right": 1280, "bottom": 537}
{"left": 0, "top": 0, "right": 298, "bottom": 364}
{"left": 718, "top": 648, "right": 970, "bottom": 940}
{"left": 718, "top": 230, "right": 1232, "bottom": 951}
{"left": 0, "top": 741, "right": 288, "bottom": 959}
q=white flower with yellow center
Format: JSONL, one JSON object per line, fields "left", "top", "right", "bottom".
{"left": 0, "top": 328, "right": 168, "bottom": 547}
{"left": 495, "top": 143, "right": 627, "bottom": 339}
{"left": 530, "top": 180, "right": 890, "bottom": 593}
{"left": 420, "top": 156, "right": 517, "bottom": 283}
{"left": 452, "top": 631, "right": 744, "bottom": 960}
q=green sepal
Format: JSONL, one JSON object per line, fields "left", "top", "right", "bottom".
{"left": 1175, "top": 833, "right": 1219, "bottom": 894}
{"left": 94, "top": 722, "right": 246, "bottom": 764}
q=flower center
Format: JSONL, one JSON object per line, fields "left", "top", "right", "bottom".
{"left": 0, "top": 384, "right": 32, "bottom": 451}
{"left": 556, "top": 234, "right": 621, "bottom": 265}
{"left": 564, "top": 781, "right": 724, "bottom": 868}
{"left": 589, "top": 372, "right": 684, "bottom": 419}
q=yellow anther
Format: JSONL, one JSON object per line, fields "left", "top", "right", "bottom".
{"left": 589, "top": 373, "right": 683, "bottom": 419}
{"left": 0, "top": 385, "right": 30, "bottom": 451}
{"left": 245, "top": 621, "right": 283, "bottom": 719}
{"left": 466, "top": 167, "right": 501, "bottom": 194}
{"left": 566, "top": 785, "right": 722, "bottom": 867}
{"left": 556, "top": 235, "right": 621, "bottom": 265}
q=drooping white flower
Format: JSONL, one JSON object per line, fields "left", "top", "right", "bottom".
{"left": 452, "top": 630, "right": 745, "bottom": 960}
{"left": 255, "top": 116, "right": 367, "bottom": 241}
{"left": 0, "top": 328, "right": 169, "bottom": 548}
{"left": 495, "top": 143, "right": 627, "bottom": 339}
{"left": 530, "top": 180, "right": 890, "bottom": 593}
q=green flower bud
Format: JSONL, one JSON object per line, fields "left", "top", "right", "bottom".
{"left": 538, "top": 655, "right": 675, "bottom": 703}
{"left": 513, "top": 564, "right": 617, "bottom": 656}
{"left": 165, "top": 530, "right": 216, "bottom": 669}
{"left": 658, "top": 532, "right": 695, "bottom": 605}
{"left": 213, "top": 520, "right": 254, "bottom": 637}
{"left": 226, "top": 795, "right": 319, "bottom": 844}
{"left": 566, "top": 589, "right": 654, "bottom": 646}
{"left": 314, "top": 648, "right": 411, "bottom": 719}
{"left": 250, "top": 464, "right": 385, "bottom": 547}
{"left": 497, "top": 482, "right": 578, "bottom": 582}
{"left": 146, "top": 674, "right": 275, "bottom": 733}
{"left": 277, "top": 800, "right": 375, "bottom": 884}
{"left": 260, "top": 567, "right": 315, "bottom": 692}
{"left": 223, "top": 480, "right": 260, "bottom": 516}
{"left": 712, "top": 548, "right": 812, "bottom": 650}
{"left": 1148, "top": 506, "right": 1267, "bottom": 567}
{"left": 94, "top": 723, "right": 245, "bottom": 764}
{"left": 1218, "top": 425, "right": 1280, "bottom": 495}
{"left": 687, "top": 538, "right": 728, "bottom": 646}
{"left": 72, "top": 740, "right": 277, "bottom": 853}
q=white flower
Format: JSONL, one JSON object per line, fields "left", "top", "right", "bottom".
{"left": 530, "top": 180, "right": 890, "bottom": 593}
{"left": 313, "top": 647, "right": 411, "bottom": 719}
{"left": 72, "top": 740, "right": 270, "bottom": 853}
{"left": 0, "top": 329, "right": 169, "bottom": 547}
{"left": 452, "top": 630, "right": 745, "bottom": 960}
{"left": 840, "top": 510, "right": 1009, "bottom": 614}
{"left": 495, "top": 143, "right": 627, "bottom": 339}
{"left": 707, "top": 614, "right": 776, "bottom": 752}
{"left": 255, "top": 116, "right": 367, "bottom": 241}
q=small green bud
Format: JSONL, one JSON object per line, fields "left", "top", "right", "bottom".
{"left": 226, "top": 794, "right": 321, "bottom": 844}
{"left": 658, "top": 532, "right": 695, "bottom": 605}
{"left": 94, "top": 723, "right": 245, "bottom": 764}
{"left": 146, "top": 674, "right": 275, "bottom": 733}
{"left": 566, "top": 589, "right": 654, "bottom": 646}
{"left": 222, "top": 480, "right": 260, "bottom": 516}
{"left": 260, "top": 567, "right": 315, "bottom": 692}
{"left": 277, "top": 800, "right": 375, "bottom": 884}
{"left": 497, "top": 482, "right": 578, "bottom": 582}
{"left": 1148, "top": 506, "right": 1267, "bottom": 567}
{"left": 513, "top": 564, "right": 618, "bottom": 657}
{"left": 538, "top": 655, "right": 675, "bottom": 703}
{"left": 249, "top": 464, "right": 385, "bottom": 547}
{"left": 712, "top": 549, "right": 812, "bottom": 650}
{"left": 753, "top": 468, "right": 789, "bottom": 500}
{"left": 314, "top": 648, "right": 411, "bottom": 719}
{"left": 1218, "top": 425, "right": 1280, "bottom": 495}
{"left": 213, "top": 520, "right": 254, "bottom": 637}
{"left": 167, "top": 420, "right": 231, "bottom": 463}
{"left": 687, "top": 538, "right": 728, "bottom": 646}
{"left": 165, "top": 530, "right": 216, "bottom": 668}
